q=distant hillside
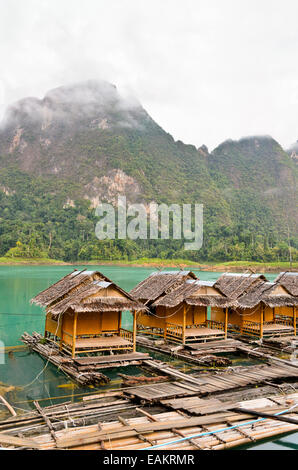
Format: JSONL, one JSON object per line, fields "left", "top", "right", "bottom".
{"left": 0, "top": 80, "right": 296, "bottom": 263}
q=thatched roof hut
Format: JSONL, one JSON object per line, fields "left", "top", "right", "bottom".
{"left": 214, "top": 273, "right": 268, "bottom": 300}
{"left": 130, "top": 270, "right": 197, "bottom": 305}
{"left": 152, "top": 280, "right": 230, "bottom": 308}
{"left": 31, "top": 269, "right": 109, "bottom": 308}
{"left": 236, "top": 281, "right": 297, "bottom": 309}
{"left": 274, "top": 272, "right": 298, "bottom": 297}
{"left": 214, "top": 273, "right": 297, "bottom": 308}
{"left": 45, "top": 280, "right": 146, "bottom": 319}
{"left": 31, "top": 269, "right": 146, "bottom": 317}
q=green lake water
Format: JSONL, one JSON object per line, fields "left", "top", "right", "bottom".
{"left": 0, "top": 265, "right": 297, "bottom": 450}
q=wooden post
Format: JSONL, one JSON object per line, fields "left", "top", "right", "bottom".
{"left": 260, "top": 304, "right": 264, "bottom": 340}
{"left": 273, "top": 307, "right": 275, "bottom": 324}
{"left": 164, "top": 318, "right": 167, "bottom": 341}
{"left": 182, "top": 303, "right": 186, "bottom": 344}
{"left": 133, "top": 310, "right": 137, "bottom": 352}
{"left": 205, "top": 306, "right": 208, "bottom": 326}
{"left": 294, "top": 307, "right": 296, "bottom": 336}
{"left": 118, "top": 311, "right": 122, "bottom": 331}
{"left": 224, "top": 308, "right": 228, "bottom": 339}
{"left": 59, "top": 315, "right": 63, "bottom": 351}
{"left": 72, "top": 312, "right": 78, "bottom": 358}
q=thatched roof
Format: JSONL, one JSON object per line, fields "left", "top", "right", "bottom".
{"left": 47, "top": 280, "right": 146, "bottom": 318}
{"left": 214, "top": 273, "right": 268, "bottom": 300}
{"left": 274, "top": 272, "right": 298, "bottom": 297}
{"left": 31, "top": 269, "right": 110, "bottom": 307}
{"left": 31, "top": 269, "right": 146, "bottom": 316}
{"left": 152, "top": 279, "right": 230, "bottom": 308}
{"left": 129, "top": 270, "right": 197, "bottom": 305}
{"left": 236, "top": 281, "right": 297, "bottom": 309}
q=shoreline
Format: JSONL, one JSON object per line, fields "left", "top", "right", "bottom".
{"left": 0, "top": 257, "right": 296, "bottom": 273}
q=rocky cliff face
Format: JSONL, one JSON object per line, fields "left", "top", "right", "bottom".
{"left": 0, "top": 80, "right": 296, "bottom": 259}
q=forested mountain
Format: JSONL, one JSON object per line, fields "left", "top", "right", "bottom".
{"left": 0, "top": 80, "right": 296, "bottom": 262}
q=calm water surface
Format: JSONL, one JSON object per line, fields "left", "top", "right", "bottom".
{"left": 0, "top": 265, "right": 296, "bottom": 449}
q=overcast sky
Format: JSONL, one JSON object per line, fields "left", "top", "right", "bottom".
{"left": 0, "top": 0, "right": 298, "bottom": 150}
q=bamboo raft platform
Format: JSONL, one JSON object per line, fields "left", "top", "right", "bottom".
{"left": 136, "top": 335, "right": 242, "bottom": 367}
{"left": 129, "top": 359, "right": 298, "bottom": 401}
{"left": 21, "top": 332, "right": 151, "bottom": 385}
{"left": 0, "top": 390, "right": 297, "bottom": 450}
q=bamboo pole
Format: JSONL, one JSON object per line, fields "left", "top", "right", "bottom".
{"left": 72, "top": 312, "right": 78, "bottom": 358}
{"left": 231, "top": 407, "right": 298, "bottom": 425}
{"left": 182, "top": 303, "right": 186, "bottom": 345}
{"left": 260, "top": 304, "right": 264, "bottom": 339}
{"left": 224, "top": 308, "right": 228, "bottom": 339}
{"left": 133, "top": 310, "right": 137, "bottom": 353}
{"left": 0, "top": 394, "right": 17, "bottom": 417}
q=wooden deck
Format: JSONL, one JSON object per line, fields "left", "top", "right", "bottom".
{"left": 241, "top": 321, "right": 294, "bottom": 338}
{"left": 74, "top": 352, "right": 150, "bottom": 367}
{"left": 75, "top": 336, "right": 132, "bottom": 349}
{"left": 263, "top": 324, "right": 294, "bottom": 334}
{"left": 184, "top": 327, "right": 225, "bottom": 343}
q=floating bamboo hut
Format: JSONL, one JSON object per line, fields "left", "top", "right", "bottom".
{"left": 214, "top": 273, "right": 297, "bottom": 338}
{"left": 273, "top": 272, "right": 298, "bottom": 329}
{"left": 131, "top": 271, "right": 230, "bottom": 343}
{"left": 31, "top": 269, "right": 146, "bottom": 358}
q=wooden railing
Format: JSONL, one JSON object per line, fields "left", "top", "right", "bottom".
{"left": 137, "top": 325, "right": 164, "bottom": 337}
{"left": 205, "top": 320, "right": 225, "bottom": 331}
{"left": 273, "top": 317, "right": 294, "bottom": 327}
{"left": 241, "top": 320, "right": 261, "bottom": 335}
{"left": 165, "top": 323, "right": 183, "bottom": 340}
{"left": 119, "top": 328, "right": 133, "bottom": 343}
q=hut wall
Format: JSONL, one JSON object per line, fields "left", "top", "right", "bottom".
{"left": 264, "top": 306, "right": 274, "bottom": 322}
{"left": 45, "top": 312, "right": 62, "bottom": 337}
{"left": 229, "top": 305, "right": 274, "bottom": 326}
{"left": 211, "top": 307, "right": 226, "bottom": 322}
{"left": 101, "top": 311, "right": 120, "bottom": 331}
{"left": 76, "top": 312, "right": 102, "bottom": 335}
{"left": 137, "top": 311, "right": 164, "bottom": 328}
{"left": 166, "top": 305, "right": 184, "bottom": 326}
{"left": 228, "top": 308, "right": 242, "bottom": 326}
{"left": 61, "top": 311, "right": 75, "bottom": 345}
{"left": 275, "top": 306, "right": 295, "bottom": 317}
{"left": 190, "top": 305, "right": 206, "bottom": 324}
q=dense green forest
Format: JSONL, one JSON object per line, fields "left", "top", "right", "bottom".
{"left": 0, "top": 166, "right": 296, "bottom": 264}
{"left": 0, "top": 81, "right": 296, "bottom": 263}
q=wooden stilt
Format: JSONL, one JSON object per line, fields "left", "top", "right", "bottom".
{"left": 182, "top": 303, "right": 186, "bottom": 345}
{"left": 294, "top": 307, "right": 296, "bottom": 336}
{"left": 224, "top": 308, "right": 228, "bottom": 340}
{"left": 260, "top": 304, "right": 264, "bottom": 339}
{"left": 72, "top": 312, "right": 78, "bottom": 359}
{"left": 133, "top": 310, "right": 137, "bottom": 353}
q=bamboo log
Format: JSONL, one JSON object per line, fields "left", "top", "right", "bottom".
{"left": 231, "top": 407, "right": 298, "bottom": 425}
{"left": 0, "top": 394, "right": 17, "bottom": 417}
{"left": 0, "top": 432, "right": 40, "bottom": 449}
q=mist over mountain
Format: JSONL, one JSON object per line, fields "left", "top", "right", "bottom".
{"left": 0, "top": 80, "right": 296, "bottom": 263}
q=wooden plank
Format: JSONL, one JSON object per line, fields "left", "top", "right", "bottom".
{"left": 74, "top": 352, "right": 150, "bottom": 365}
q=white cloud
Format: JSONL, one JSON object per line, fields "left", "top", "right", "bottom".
{"left": 0, "top": 0, "right": 298, "bottom": 150}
